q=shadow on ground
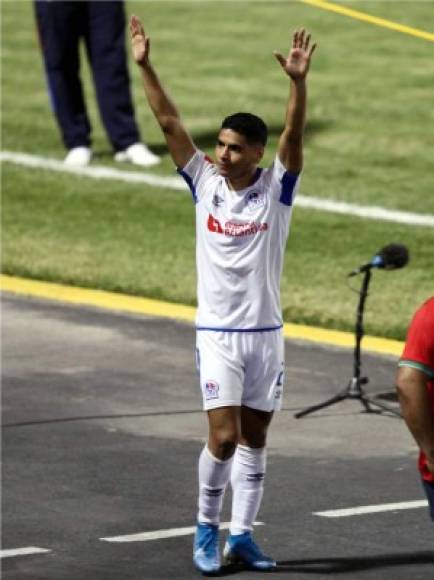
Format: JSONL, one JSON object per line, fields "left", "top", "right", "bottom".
{"left": 209, "top": 551, "right": 434, "bottom": 576}
{"left": 275, "top": 551, "right": 434, "bottom": 574}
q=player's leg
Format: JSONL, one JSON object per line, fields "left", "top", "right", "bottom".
{"left": 194, "top": 332, "right": 243, "bottom": 573}
{"left": 198, "top": 407, "right": 239, "bottom": 527}
{"left": 194, "top": 407, "right": 239, "bottom": 572}
{"left": 223, "top": 407, "right": 276, "bottom": 570}
{"left": 231, "top": 407, "right": 272, "bottom": 538}
{"left": 223, "top": 330, "right": 284, "bottom": 570}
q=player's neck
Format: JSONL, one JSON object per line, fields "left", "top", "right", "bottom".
{"left": 226, "top": 167, "right": 259, "bottom": 191}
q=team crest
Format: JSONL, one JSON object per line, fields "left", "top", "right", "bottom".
{"left": 246, "top": 190, "right": 265, "bottom": 212}
{"left": 205, "top": 380, "right": 220, "bottom": 400}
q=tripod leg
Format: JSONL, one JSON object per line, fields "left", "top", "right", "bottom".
{"left": 360, "top": 395, "right": 372, "bottom": 413}
{"left": 294, "top": 389, "right": 348, "bottom": 419}
{"left": 347, "top": 377, "right": 372, "bottom": 413}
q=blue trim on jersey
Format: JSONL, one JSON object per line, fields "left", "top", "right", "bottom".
{"left": 252, "top": 167, "right": 262, "bottom": 185}
{"left": 196, "top": 324, "right": 283, "bottom": 333}
{"left": 177, "top": 168, "right": 197, "bottom": 203}
{"left": 279, "top": 172, "right": 299, "bottom": 206}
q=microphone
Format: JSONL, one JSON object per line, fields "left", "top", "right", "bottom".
{"left": 348, "top": 244, "right": 409, "bottom": 277}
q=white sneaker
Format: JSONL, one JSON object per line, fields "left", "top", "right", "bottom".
{"left": 64, "top": 146, "right": 92, "bottom": 167}
{"left": 114, "top": 142, "right": 160, "bottom": 167}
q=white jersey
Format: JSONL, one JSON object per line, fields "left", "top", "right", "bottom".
{"left": 178, "top": 150, "right": 301, "bottom": 331}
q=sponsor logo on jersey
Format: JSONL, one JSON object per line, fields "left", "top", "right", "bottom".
{"left": 207, "top": 214, "right": 224, "bottom": 233}
{"left": 205, "top": 380, "right": 220, "bottom": 400}
{"left": 212, "top": 193, "right": 225, "bottom": 207}
{"left": 246, "top": 190, "right": 265, "bottom": 212}
{"left": 207, "top": 213, "right": 268, "bottom": 237}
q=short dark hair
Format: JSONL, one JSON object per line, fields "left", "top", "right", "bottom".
{"left": 221, "top": 112, "right": 268, "bottom": 147}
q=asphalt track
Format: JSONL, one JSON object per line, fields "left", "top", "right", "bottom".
{"left": 2, "top": 294, "right": 433, "bottom": 579}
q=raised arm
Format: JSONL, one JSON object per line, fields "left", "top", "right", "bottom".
{"left": 130, "top": 15, "right": 196, "bottom": 168}
{"left": 273, "top": 29, "right": 316, "bottom": 173}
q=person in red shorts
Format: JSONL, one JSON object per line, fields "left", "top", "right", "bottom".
{"left": 396, "top": 296, "right": 434, "bottom": 520}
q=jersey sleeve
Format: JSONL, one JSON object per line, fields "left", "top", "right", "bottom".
{"left": 177, "top": 149, "right": 218, "bottom": 204}
{"left": 267, "top": 155, "right": 302, "bottom": 206}
{"left": 398, "top": 299, "right": 434, "bottom": 378}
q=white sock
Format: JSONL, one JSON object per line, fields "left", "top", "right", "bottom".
{"left": 230, "top": 444, "right": 266, "bottom": 535}
{"left": 197, "top": 446, "right": 233, "bottom": 525}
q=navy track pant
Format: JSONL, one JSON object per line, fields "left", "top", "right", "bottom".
{"left": 34, "top": 0, "right": 140, "bottom": 151}
{"left": 422, "top": 479, "right": 434, "bottom": 521}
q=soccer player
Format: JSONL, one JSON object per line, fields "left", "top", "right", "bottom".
{"left": 396, "top": 297, "right": 434, "bottom": 521}
{"left": 130, "top": 15, "right": 316, "bottom": 573}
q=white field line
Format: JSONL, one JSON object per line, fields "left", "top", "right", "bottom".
{"left": 0, "top": 546, "right": 51, "bottom": 559}
{"left": 101, "top": 521, "right": 264, "bottom": 543}
{"left": 314, "top": 499, "right": 429, "bottom": 518}
{"left": 0, "top": 151, "right": 184, "bottom": 190}
{"left": 2, "top": 150, "right": 434, "bottom": 228}
{"left": 296, "top": 197, "right": 434, "bottom": 227}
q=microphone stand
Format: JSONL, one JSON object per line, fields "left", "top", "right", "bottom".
{"left": 294, "top": 269, "right": 401, "bottom": 419}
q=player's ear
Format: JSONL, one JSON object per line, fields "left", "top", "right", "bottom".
{"left": 253, "top": 145, "right": 265, "bottom": 163}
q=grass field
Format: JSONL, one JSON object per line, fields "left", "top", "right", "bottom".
{"left": 2, "top": 0, "right": 433, "bottom": 339}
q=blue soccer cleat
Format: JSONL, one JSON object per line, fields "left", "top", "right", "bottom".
{"left": 193, "top": 522, "right": 220, "bottom": 574}
{"left": 223, "top": 531, "right": 276, "bottom": 571}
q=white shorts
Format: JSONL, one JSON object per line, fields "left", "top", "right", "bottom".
{"left": 195, "top": 329, "right": 285, "bottom": 412}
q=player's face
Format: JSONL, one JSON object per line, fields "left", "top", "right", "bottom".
{"left": 215, "top": 129, "right": 264, "bottom": 180}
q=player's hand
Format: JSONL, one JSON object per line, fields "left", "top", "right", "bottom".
{"left": 274, "top": 29, "right": 316, "bottom": 81}
{"left": 130, "top": 15, "right": 150, "bottom": 66}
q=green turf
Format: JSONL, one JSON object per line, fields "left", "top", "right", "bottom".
{"left": 2, "top": 1, "right": 433, "bottom": 339}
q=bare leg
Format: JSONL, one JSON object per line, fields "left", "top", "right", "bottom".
{"left": 207, "top": 406, "right": 241, "bottom": 460}
{"left": 239, "top": 406, "right": 273, "bottom": 448}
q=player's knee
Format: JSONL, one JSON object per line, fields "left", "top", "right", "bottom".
{"left": 240, "top": 422, "right": 269, "bottom": 448}
{"left": 209, "top": 429, "right": 238, "bottom": 460}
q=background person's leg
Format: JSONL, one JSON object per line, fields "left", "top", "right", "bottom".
{"left": 85, "top": 1, "right": 159, "bottom": 165}
{"left": 85, "top": 0, "right": 139, "bottom": 152}
{"left": 422, "top": 480, "right": 434, "bottom": 521}
{"left": 34, "top": 0, "right": 91, "bottom": 152}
